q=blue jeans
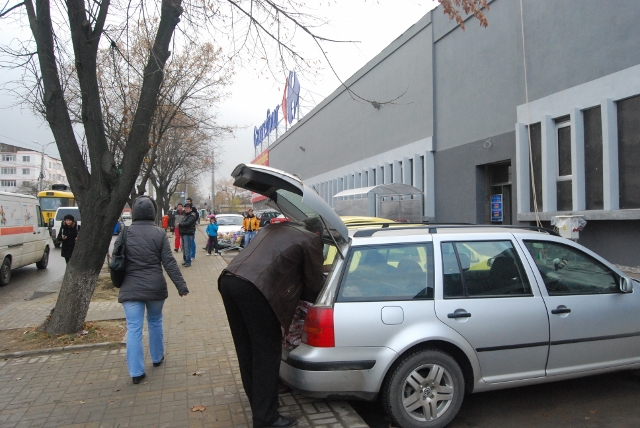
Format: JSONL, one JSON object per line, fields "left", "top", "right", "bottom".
{"left": 191, "top": 235, "right": 196, "bottom": 258}
{"left": 182, "top": 235, "right": 194, "bottom": 265}
{"left": 244, "top": 231, "right": 257, "bottom": 247}
{"left": 122, "top": 300, "right": 165, "bottom": 377}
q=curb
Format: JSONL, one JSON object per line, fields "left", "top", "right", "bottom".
{"left": 0, "top": 341, "right": 125, "bottom": 360}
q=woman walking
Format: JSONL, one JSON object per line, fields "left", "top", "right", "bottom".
{"left": 205, "top": 215, "right": 220, "bottom": 256}
{"left": 57, "top": 214, "right": 78, "bottom": 264}
{"left": 113, "top": 196, "right": 189, "bottom": 384}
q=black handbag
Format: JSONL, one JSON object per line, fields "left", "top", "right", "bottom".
{"left": 109, "top": 226, "right": 128, "bottom": 288}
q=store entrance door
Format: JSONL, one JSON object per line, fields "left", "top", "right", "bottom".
{"left": 485, "top": 162, "right": 512, "bottom": 225}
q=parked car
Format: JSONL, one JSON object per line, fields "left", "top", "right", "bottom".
{"left": 216, "top": 214, "right": 244, "bottom": 236}
{"left": 0, "top": 192, "right": 51, "bottom": 286}
{"left": 122, "top": 211, "right": 132, "bottom": 220}
{"left": 255, "top": 209, "right": 281, "bottom": 227}
{"left": 49, "top": 207, "right": 81, "bottom": 248}
{"left": 231, "top": 163, "right": 640, "bottom": 428}
{"left": 270, "top": 214, "right": 290, "bottom": 224}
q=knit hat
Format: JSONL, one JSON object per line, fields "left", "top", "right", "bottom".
{"left": 63, "top": 214, "right": 75, "bottom": 221}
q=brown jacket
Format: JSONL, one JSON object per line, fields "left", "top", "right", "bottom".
{"left": 219, "top": 222, "right": 325, "bottom": 330}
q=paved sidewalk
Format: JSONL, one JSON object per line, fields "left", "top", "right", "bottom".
{"left": 0, "top": 226, "right": 368, "bottom": 428}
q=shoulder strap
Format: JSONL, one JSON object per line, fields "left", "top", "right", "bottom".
{"left": 122, "top": 226, "right": 128, "bottom": 246}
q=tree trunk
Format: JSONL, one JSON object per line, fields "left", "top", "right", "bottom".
{"left": 32, "top": 0, "right": 184, "bottom": 335}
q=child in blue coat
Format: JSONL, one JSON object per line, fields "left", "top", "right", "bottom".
{"left": 205, "top": 215, "right": 220, "bottom": 256}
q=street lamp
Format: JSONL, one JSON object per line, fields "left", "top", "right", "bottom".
{"left": 34, "top": 141, "right": 56, "bottom": 192}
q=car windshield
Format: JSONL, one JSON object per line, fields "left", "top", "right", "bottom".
{"left": 217, "top": 216, "right": 243, "bottom": 226}
{"left": 55, "top": 208, "right": 81, "bottom": 221}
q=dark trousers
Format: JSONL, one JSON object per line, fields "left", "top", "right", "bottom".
{"left": 206, "top": 236, "right": 219, "bottom": 254}
{"left": 219, "top": 275, "right": 281, "bottom": 427}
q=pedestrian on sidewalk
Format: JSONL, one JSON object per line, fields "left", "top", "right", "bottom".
{"left": 205, "top": 215, "right": 220, "bottom": 256}
{"left": 242, "top": 208, "right": 260, "bottom": 247}
{"left": 218, "top": 218, "right": 325, "bottom": 428}
{"left": 173, "top": 203, "right": 185, "bottom": 252}
{"left": 179, "top": 203, "right": 197, "bottom": 267}
{"left": 186, "top": 198, "right": 199, "bottom": 259}
{"left": 57, "top": 214, "right": 78, "bottom": 264}
{"left": 115, "top": 195, "right": 189, "bottom": 385}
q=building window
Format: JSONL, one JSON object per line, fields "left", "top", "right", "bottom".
{"left": 556, "top": 120, "right": 572, "bottom": 211}
{"left": 1, "top": 168, "right": 16, "bottom": 175}
{"left": 22, "top": 156, "right": 30, "bottom": 162}
{"left": 48, "top": 162, "right": 52, "bottom": 168}
{"left": 617, "top": 94, "right": 640, "bottom": 209}
{"left": 583, "top": 106, "right": 604, "bottom": 210}
{"left": 1, "top": 155, "right": 15, "bottom": 162}
{"left": 22, "top": 181, "right": 30, "bottom": 186}
{"left": 1, "top": 180, "right": 17, "bottom": 187}
{"left": 409, "top": 158, "right": 414, "bottom": 186}
{"left": 22, "top": 168, "right": 30, "bottom": 175}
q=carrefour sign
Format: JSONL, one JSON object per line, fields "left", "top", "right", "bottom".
{"left": 253, "top": 106, "right": 279, "bottom": 148}
{"left": 253, "top": 70, "right": 300, "bottom": 148}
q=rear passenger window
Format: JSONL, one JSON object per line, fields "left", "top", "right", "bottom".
{"left": 442, "top": 241, "right": 532, "bottom": 298}
{"left": 337, "top": 244, "right": 434, "bottom": 302}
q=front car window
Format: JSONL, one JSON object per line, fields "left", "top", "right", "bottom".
{"left": 523, "top": 240, "right": 618, "bottom": 295}
{"left": 337, "top": 243, "right": 434, "bottom": 302}
{"left": 218, "top": 216, "right": 243, "bottom": 226}
{"left": 442, "top": 240, "right": 532, "bottom": 298}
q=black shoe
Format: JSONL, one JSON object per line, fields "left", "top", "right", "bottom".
{"left": 266, "top": 415, "right": 297, "bottom": 428}
{"left": 174, "top": 248, "right": 178, "bottom": 252}
{"left": 132, "top": 373, "right": 146, "bottom": 384}
{"left": 153, "top": 356, "right": 164, "bottom": 367}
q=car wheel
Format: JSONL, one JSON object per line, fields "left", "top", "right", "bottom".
{"left": 54, "top": 242, "right": 61, "bottom": 248}
{"left": 382, "top": 349, "right": 464, "bottom": 428}
{"left": 36, "top": 247, "right": 50, "bottom": 269}
{"left": 0, "top": 257, "right": 11, "bottom": 286}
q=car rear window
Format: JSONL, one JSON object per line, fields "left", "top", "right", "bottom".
{"left": 55, "top": 208, "right": 81, "bottom": 221}
{"left": 337, "top": 243, "right": 434, "bottom": 302}
{"left": 218, "top": 216, "right": 243, "bottom": 225}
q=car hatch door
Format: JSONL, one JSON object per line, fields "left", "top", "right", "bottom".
{"left": 231, "top": 163, "right": 348, "bottom": 245}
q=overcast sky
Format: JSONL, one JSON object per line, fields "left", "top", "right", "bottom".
{"left": 0, "top": 1, "right": 439, "bottom": 193}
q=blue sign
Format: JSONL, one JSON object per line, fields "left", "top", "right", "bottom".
{"left": 285, "top": 70, "right": 300, "bottom": 124}
{"left": 491, "top": 194, "right": 503, "bottom": 222}
{"left": 254, "top": 105, "right": 280, "bottom": 147}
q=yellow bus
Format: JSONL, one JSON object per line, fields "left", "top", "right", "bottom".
{"left": 37, "top": 184, "right": 76, "bottom": 223}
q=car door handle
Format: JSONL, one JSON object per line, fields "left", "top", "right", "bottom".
{"left": 448, "top": 311, "right": 471, "bottom": 319}
{"left": 551, "top": 306, "right": 571, "bottom": 315}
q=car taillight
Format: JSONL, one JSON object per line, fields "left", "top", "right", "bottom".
{"left": 302, "top": 306, "right": 334, "bottom": 347}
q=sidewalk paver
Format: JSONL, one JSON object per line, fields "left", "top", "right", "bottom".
{"left": 0, "top": 225, "right": 369, "bottom": 427}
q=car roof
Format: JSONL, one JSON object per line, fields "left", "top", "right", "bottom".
{"left": 217, "top": 214, "right": 243, "bottom": 217}
{"left": 348, "top": 224, "right": 558, "bottom": 239}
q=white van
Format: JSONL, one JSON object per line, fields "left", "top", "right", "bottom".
{"left": 49, "top": 207, "right": 81, "bottom": 248}
{"left": 0, "top": 192, "right": 51, "bottom": 286}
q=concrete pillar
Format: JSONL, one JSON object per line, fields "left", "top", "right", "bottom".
{"left": 570, "top": 108, "right": 585, "bottom": 211}
{"left": 601, "top": 99, "right": 619, "bottom": 210}
{"left": 515, "top": 123, "right": 530, "bottom": 214}
{"left": 541, "top": 115, "right": 557, "bottom": 212}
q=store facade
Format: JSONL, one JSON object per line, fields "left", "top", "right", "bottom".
{"left": 261, "top": 0, "right": 640, "bottom": 267}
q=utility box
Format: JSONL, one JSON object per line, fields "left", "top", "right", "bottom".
{"left": 551, "top": 215, "right": 587, "bottom": 240}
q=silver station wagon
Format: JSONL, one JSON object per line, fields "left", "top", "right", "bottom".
{"left": 232, "top": 163, "right": 640, "bottom": 428}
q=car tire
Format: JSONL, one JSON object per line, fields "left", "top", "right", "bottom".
{"left": 36, "top": 247, "right": 50, "bottom": 270}
{"left": 54, "top": 242, "right": 61, "bottom": 248}
{"left": 382, "top": 349, "right": 465, "bottom": 428}
{"left": 0, "top": 257, "right": 11, "bottom": 286}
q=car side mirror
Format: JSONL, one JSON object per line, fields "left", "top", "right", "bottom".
{"left": 619, "top": 276, "right": 634, "bottom": 293}
{"left": 48, "top": 218, "right": 54, "bottom": 228}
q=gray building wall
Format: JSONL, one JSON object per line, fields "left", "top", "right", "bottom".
{"left": 261, "top": 0, "right": 640, "bottom": 266}
{"left": 269, "top": 14, "right": 434, "bottom": 178}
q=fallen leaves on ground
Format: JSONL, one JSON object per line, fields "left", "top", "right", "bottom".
{"left": 0, "top": 320, "right": 126, "bottom": 354}
{"left": 191, "top": 406, "right": 206, "bottom": 412}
